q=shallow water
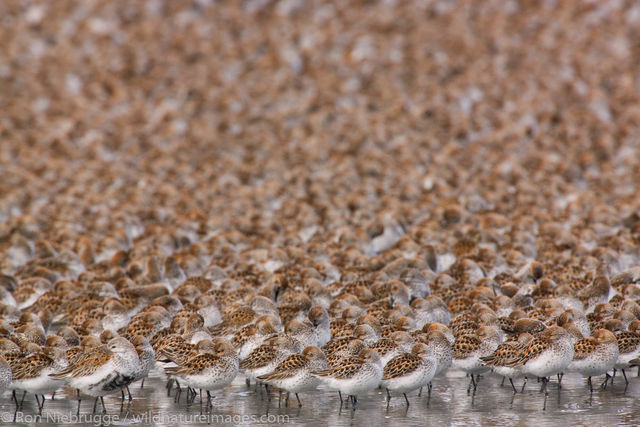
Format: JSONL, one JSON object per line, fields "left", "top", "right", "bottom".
{"left": 2, "top": 368, "right": 640, "bottom": 426}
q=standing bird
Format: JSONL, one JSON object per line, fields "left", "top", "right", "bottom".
{"left": 481, "top": 332, "right": 534, "bottom": 393}
{"left": 567, "top": 329, "right": 619, "bottom": 392}
{"left": 257, "top": 346, "right": 327, "bottom": 407}
{"left": 49, "top": 337, "right": 140, "bottom": 413}
{"left": 452, "top": 326, "right": 502, "bottom": 393}
{"left": 10, "top": 347, "right": 68, "bottom": 411}
{"left": 506, "top": 326, "right": 575, "bottom": 409}
{"left": 131, "top": 336, "right": 155, "bottom": 391}
{"left": 313, "top": 349, "right": 383, "bottom": 409}
{"left": 381, "top": 343, "right": 437, "bottom": 407}
{"left": 613, "top": 329, "right": 640, "bottom": 384}
{"left": 164, "top": 340, "right": 238, "bottom": 407}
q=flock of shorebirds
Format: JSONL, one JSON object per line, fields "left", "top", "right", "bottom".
{"left": 1, "top": 0, "right": 640, "bottom": 422}
{"left": 1, "top": 234, "right": 640, "bottom": 414}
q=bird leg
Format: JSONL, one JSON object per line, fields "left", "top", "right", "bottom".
{"left": 509, "top": 378, "right": 517, "bottom": 394}
{"left": 174, "top": 383, "right": 182, "bottom": 403}
{"left": 467, "top": 374, "right": 478, "bottom": 394}
{"left": 600, "top": 373, "right": 611, "bottom": 390}
{"left": 403, "top": 393, "right": 410, "bottom": 407}
{"left": 295, "top": 393, "right": 302, "bottom": 408}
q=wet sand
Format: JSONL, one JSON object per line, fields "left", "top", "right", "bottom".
{"left": 3, "top": 370, "right": 640, "bottom": 426}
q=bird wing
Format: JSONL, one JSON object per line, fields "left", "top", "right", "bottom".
{"left": 382, "top": 354, "right": 420, "bottom": 379}
{"left": 257, "top": 353, "right": 308, "bottom": 381}
{"left": 572, "top": 337, "right": 596, "bottom": 361}
{"left": 616, "top": 331, "right": 640, "bottom": 354}
{"left": 12, "top": 353, "right": 53, "bottom": 380}
{"left": 50, "top": 345, "right": 111, "bottom": 378}
{"left": 505, "top": 337, "right": 547, "bottom": 368}
{"left": 316, "top": 356, "right": 364, "bottom": 380}
{"left": 239, "top": 344, "right": 276, "bottom": 370}
{"left": 453, "top": 335, "right": 481, "bottom": 359}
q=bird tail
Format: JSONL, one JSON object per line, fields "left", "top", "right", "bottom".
{"left": 311, "top": 369, "right": 331, "bottom": 377}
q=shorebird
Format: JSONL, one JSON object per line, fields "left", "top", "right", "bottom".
{"left": 313, "top": 348, "right": 383, "bottom": 409}
{"left": 164, "top": 340, "right": 238, "bottom": 407}
{"left": 567, "top": 329, "right": 619, "bottom": 392}
{"left": 452, "top": 325, "right": 502, "bottom": 393}
{"left": 613, "top": 328, "right": 640, "bottom": 384}
{"left": 130, "top": 335, "right": 155, "bottom": 391}
{"left": 50, "top": 337, "right": 140, "bottom": 413}
{"left": 480, "top": 332, "right": 534, "bottom": 393}
{"left": 381, "top": 343, "right": 437, "bottom": 407}
{"left": 257, "top": 346, "right": 327, "bottom": 407}
{"left": 505, "top": 326, "right": 575, "bottom": 409}
{"left": 239, "top": 335, "right": 300, "bottom": 384}
{"left": 10, "top": 347, "right": 68, "bottom": 411}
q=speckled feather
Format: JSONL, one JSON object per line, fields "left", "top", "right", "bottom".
{"left": 12, "top": 352, "right": 54, "bottom": 380}
{"left": 209, "top": 307, "right": 256, "bottom": 335}
{"left": 368, "top": 338, "right": 396, "bottom": 356}
{"left": 314, "top": 356, "right": 364, "bottom": 380}
{"left": 481, "top": 342, "right": 522, "bottom": 366}
{"left": 453, "top": 335, "right": 481, "bottom": 359}
{"left": 157, "top": 337, "right": 195, "bottom": 364}
{"left": 257, "top": 353, "right": 308, "bottom": 381}
{"left": 382, "top": 353, "right": 421, "bottom": 379}
{"left": 239, "top": 344, "right": 276, "bottom": 370}
{"left": 165, "top": 353, "right": 224, "bottom": 375}
{"left": 616, "top": 331, "right": 640, "bottom": 354}
{"left": 323, "top": 337, "right": 357, "bottom": 357}
{"left": 330, "top": 320, "right": 354, "bottom": 339}
{"left": 505, "top": 337, "right": 549, "bottom": 368}
{"left": 572, "top": 337, "right": 597, "bottom": 361}
{"left": 232, "top": 323, "right": 257, "bottom": 348}
{"left": 50, "top": 345, "right": 111, "bottom": 378}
